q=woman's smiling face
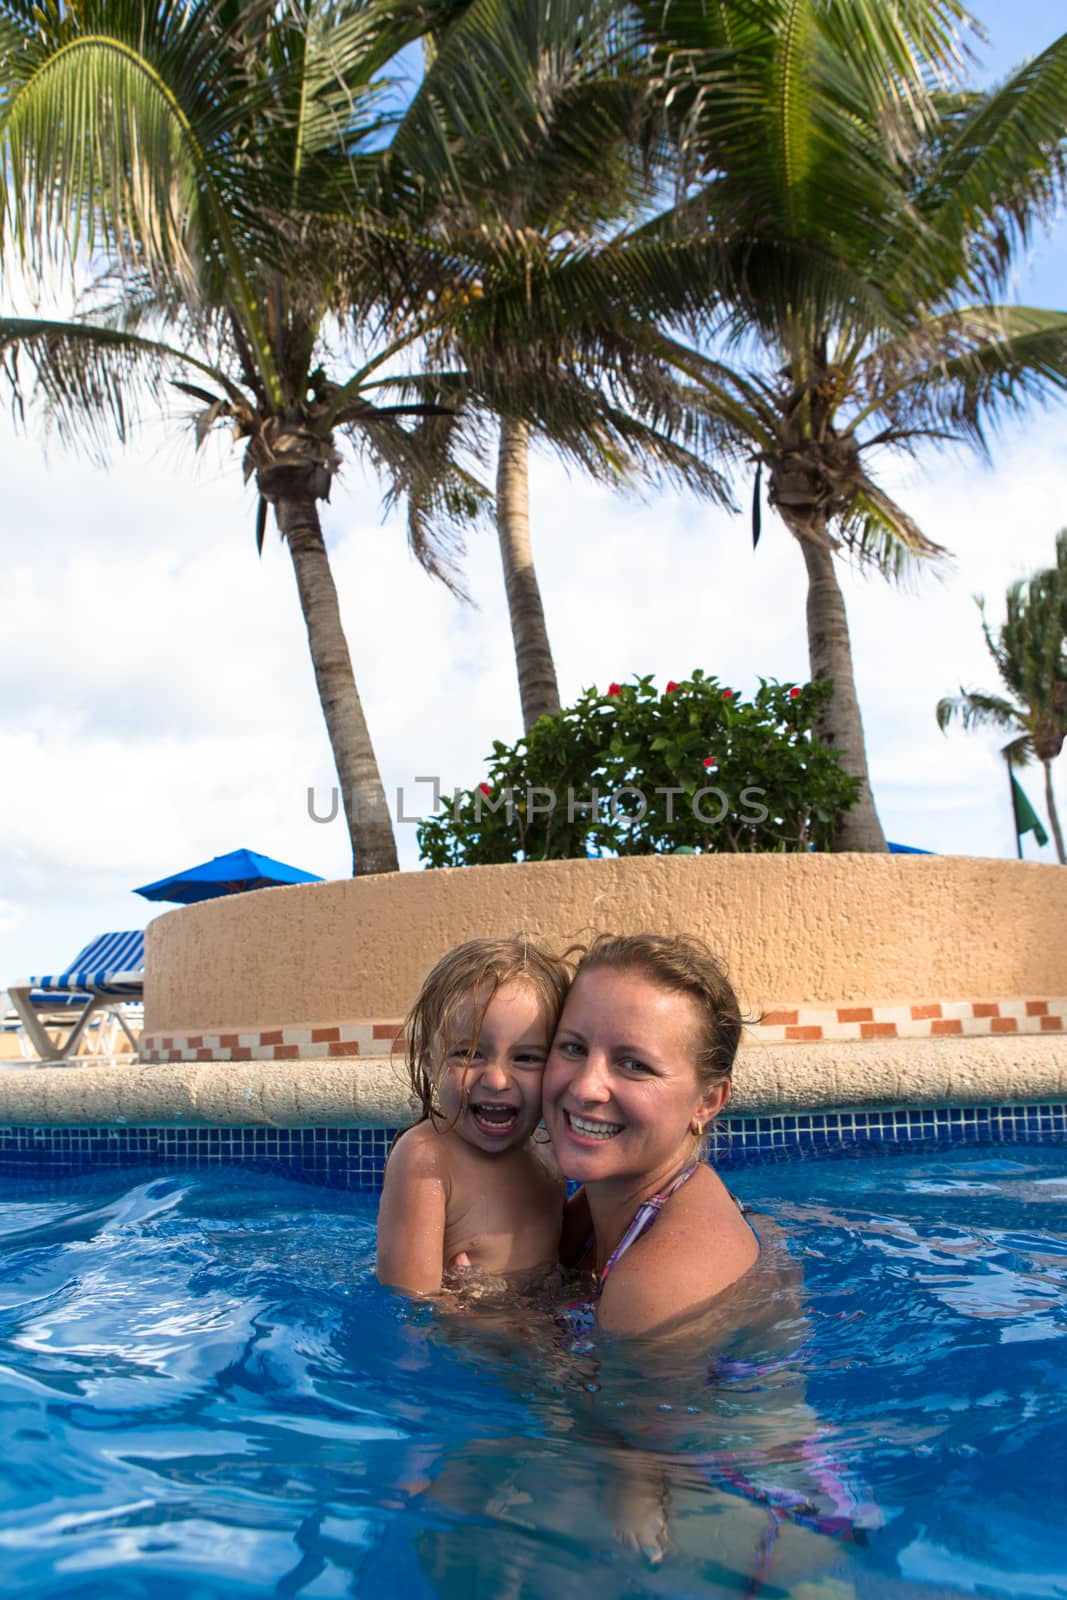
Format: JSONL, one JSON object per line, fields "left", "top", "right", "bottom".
{"left": 542, "top": 967, "right": 729, "bottom": 1185}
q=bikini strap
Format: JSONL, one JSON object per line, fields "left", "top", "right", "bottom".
{"left": 599, "top": 1162, "right": 699, "bottom": 1286}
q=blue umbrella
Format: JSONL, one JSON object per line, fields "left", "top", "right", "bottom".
{"left": 135, "top": 848, "right": 323, "bottom": 904}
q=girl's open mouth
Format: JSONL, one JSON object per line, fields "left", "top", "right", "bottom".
{"left": 470, "top": 1102, "right": 521, "bottom": 1136}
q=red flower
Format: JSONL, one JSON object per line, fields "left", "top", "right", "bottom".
{"left": 478, "top": 782, "right": 492, "bottom": 797}
{"left": 788, "top": 686, "right": 802, "bottom": 699}
{"left": 722, "top": 688, "right": 734, "bottom": 700}
{"left": 703, "top": 756, "right": 717, "bottom": 770}
{"left": 606, "top": 682, "right": 622, "bottom": 697}
{"left": 665, "top": 680, "right": 680, "bottom": 694}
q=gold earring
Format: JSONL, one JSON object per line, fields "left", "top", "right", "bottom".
{"left": 690, "top": 1117, "right": 704, "bottom": 1137}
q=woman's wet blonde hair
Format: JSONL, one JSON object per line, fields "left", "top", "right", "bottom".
{"left": 567, "top": 931, "right": 745, "bottom": 1091}
{"left": 404, "top": 936, "right": 571, "bottom": 1125}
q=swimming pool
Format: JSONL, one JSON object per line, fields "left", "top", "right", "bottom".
{"left": 0, "top": 1144, "right": 1063, "bottom": 1598}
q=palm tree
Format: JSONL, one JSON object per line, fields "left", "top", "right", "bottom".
{"left": 938, "top": 531, "right": 1067, "bottom": 862}
{"left": 494, "top": 415, "right": 560, "bottom": 729}
{"left": 407, "top": 224, "right": 738, "bottom": 735}
{"left": 0, "top": 0, "right": 567, "bottom": 872}
{"left": 370, "top": 14, "right": 737, "bottom": 735}
{"left": 626, "top": 3, "right": 1067, "bottom": 850}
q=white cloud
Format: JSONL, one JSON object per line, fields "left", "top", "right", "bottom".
{"left": 1, "top": 396, "right": 1065, "bottom": 983}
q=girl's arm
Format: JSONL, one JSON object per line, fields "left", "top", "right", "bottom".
{"left": 376, "top": 1129, "right": 448, "bottom": 1294}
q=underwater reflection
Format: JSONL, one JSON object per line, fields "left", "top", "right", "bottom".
{"left": 369, "top": 1217, "right": 878, "bottom": 1598}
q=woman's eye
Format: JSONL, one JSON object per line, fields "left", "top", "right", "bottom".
{"left": 620, "top": 1058, "right": 653, "bottom": 1075}
{"left": 557, "top": 1040, "right": 585, "bottom": 1057}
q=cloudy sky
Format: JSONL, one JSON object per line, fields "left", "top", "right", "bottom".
{"left": 2, "top": 2, "right": 1066, "bottom": 984}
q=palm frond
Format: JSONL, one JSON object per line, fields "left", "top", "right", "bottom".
{"left": 357, "top": 392, "right": 492, "bottom": 593}
{"left": 0, "top": 4, "right": 288, "bottom": 398}
{"left": 935, "top": 689, "right": 1024, "bottom": 735}
{"left": 383, "top": 0, "right": 632, "bottom": 200}
{"left": 813, "top": 0, "right": 973, "bottom": 113}
{"left": 0, "top": 312, "right": 236, "bottom": 456}
{"left": 941, "top": 561, "right": 1067, "bottom": 771}
{"left": 698, "top": 230, "right": 905, "bottom": 352}
{"left": 275, "top": 1, "right": 395, "bottom": 171}
{"left": 915, "top": 30, "right": 1067, "bottom": 298}
{"left": 992, "top": 568, "right": 1067, "bottom": 718}
{"left": 647, "top": 335, "right": 779, "bottom": 444}
{"left": 837, "top": 475, "right": 947, "bottom": 579}
{"left": 1000, "top": 731, "right": 1033, "bottom": 768}
{"left": 3, "top": 9, "right": 233, "bottom": 268}
{"left": 854, "top": 306, "right": 1067, "bottom": 450}
{"left": 637, "top": 0, "right": 970, "bottom": 289}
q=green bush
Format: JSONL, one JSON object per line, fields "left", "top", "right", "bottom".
{"left": 418, "top": 672, "right": 860, "bottom": 866}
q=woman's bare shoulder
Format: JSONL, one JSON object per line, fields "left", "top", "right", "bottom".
{"left": 597, "top": 1169, "right": 759, "bottom": 1336}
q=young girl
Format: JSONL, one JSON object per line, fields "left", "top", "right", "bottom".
{"left": 376, "top": 936, "right": 571, "bottom": 1295}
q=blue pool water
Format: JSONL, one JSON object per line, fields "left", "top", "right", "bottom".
{"left": 0, "top": 1145, "right": 1064, "bottom": 1598}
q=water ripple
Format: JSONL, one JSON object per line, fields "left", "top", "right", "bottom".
{"left": 0, "top": 1152, "right": 1062, "bottom": 1597}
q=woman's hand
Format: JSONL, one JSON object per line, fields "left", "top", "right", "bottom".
{"left": 602, "top": 1457, "right": 670, "bottom": 1565}
{"left": 443, "top": 1252, "right": 509, "bottom": 1298}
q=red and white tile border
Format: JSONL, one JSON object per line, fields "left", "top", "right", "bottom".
{"left": 139, "top": 999, "right": 1067, "bottom": 1063}
{"left": 139, "top": 1022, "right": 404, "bottom": 1064}
{"left": 751, "top": 998, "right": 1067, "bottom": 1044}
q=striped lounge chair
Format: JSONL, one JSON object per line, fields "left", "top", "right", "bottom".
{"left": 6, "top": 930, "right": 145, "bottom": 1063}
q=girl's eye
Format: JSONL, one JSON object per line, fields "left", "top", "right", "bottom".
{"left": 514, "top": 1051, "right": 547, "bottom": 1067}
{"left": 447, "top": 1045, "right": 477, "bottom": 1062}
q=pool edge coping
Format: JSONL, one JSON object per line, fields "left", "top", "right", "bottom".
{"left": 0, "top": 1034, "right": 1064, "bottom": 1128}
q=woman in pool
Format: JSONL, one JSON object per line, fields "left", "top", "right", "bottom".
{"left": 547, "top": 932, "right": 759, "bottom": 1335}
{"left": 420, "top": 934, "right": 873, "bottom": 1576}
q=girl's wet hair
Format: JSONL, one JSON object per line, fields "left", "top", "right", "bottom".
{"left": 404, "top": 936, "right": 571, "bottom": 1124}
{"left": 567, "top": 931, "right": 745, "bottom": 1090}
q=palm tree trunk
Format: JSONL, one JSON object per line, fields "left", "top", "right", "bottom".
{"left": 496, "top": 417, "right": 561, "bottom": 734}
{"left": 276, "top": 495, "right": 399, "bottom": 875}
{"left": 794, "top": 526, "right": 889, "bottom": 852}
{"left": 1042, "top": 759, "right": 1066, "bottom": 863}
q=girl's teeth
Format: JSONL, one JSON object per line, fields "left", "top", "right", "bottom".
{"left": 570, "top": 1114, "right": 622, "bottom": 1139}
{"left": 473, "top": 1103, "right": 518, "bottom": 1125}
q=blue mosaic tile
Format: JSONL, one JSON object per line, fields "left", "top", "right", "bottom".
{"left": 704, "top": 1101, "right": 1067, "bottom": 1168}
{"left": 0, "top": 1123, "right": 395, "bottom": 1191}
{"left": 0, "top": 1104, "right": 1064, "bottom": 1187}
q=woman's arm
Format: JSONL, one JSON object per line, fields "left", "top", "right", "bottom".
{"left": 376, "top": 1129, "right": 448, "bottom": 1295}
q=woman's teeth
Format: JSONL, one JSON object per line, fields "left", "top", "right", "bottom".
{"left": 568, "top": 1113, "right": 623, "bottom": 1140}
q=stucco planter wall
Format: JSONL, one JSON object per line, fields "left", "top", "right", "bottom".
{"left": 144, "top": 854, "right": 1067, "bottom": 1036}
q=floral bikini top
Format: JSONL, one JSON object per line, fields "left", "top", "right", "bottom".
{"left": 559, "top": 1163, "right": 701, "bottom": 1347}
{"left": 596, "top": 1162, "right": 701, "bottom": 1285}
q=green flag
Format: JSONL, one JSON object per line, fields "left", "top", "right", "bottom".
{"left": 1011, "top": 774, "right": 1050, "bottom": 849}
